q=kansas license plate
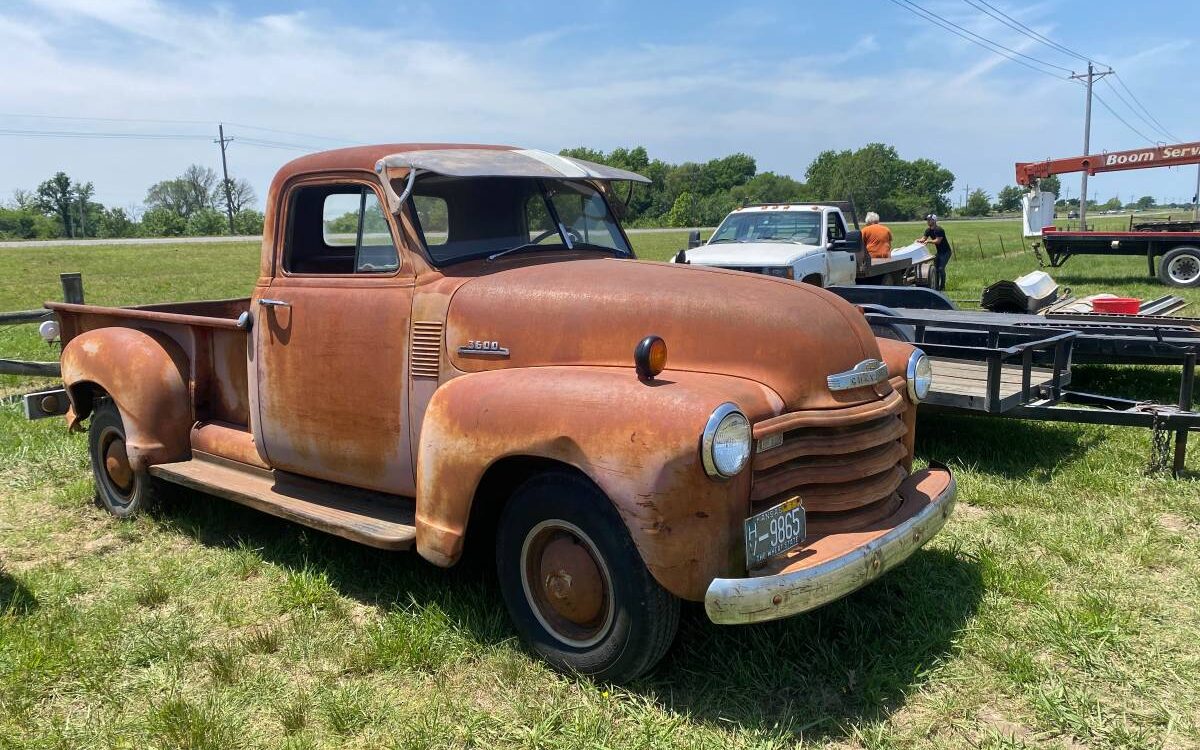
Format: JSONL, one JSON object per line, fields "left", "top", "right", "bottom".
{"left": 744, "top": 496, "right": 806, "bottom": 568}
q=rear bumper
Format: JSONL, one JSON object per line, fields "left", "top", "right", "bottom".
{"left": 704, "top": 466, "right": 956, "bottom": 625}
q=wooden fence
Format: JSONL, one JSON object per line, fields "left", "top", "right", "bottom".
{"left": 0, "top": 273, "right": 83, "bottom": 379}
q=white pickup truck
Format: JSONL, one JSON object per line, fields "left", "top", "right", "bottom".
{"left": 675, "top": 203, "right": 932, "bottom": 288}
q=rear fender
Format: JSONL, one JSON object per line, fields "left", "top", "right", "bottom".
{"left": 415, "top": 366, "right": 783, "bottom": 600}
{"left": 60, "top": 327, "right": 192, "bottom": 472}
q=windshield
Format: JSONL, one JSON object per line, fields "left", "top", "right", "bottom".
{"left": 406, "top": 176, "right": 632, "bottom": 265}
{"left": 708, "top": 211, "right": 822, "bottom": 245}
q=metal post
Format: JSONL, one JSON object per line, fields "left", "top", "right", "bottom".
{"left": 217, "top": 123, "right": 236, "bottom": 235}
{"left": 1174, "top": 352, "right": 1196, "bottom": 477}
{"left": 1193, "top": 164, "right": 1199, "bottom": 221}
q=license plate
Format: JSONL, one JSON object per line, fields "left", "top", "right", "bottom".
{"left": 744, "top": 496, "right": 806, "bottom": 568}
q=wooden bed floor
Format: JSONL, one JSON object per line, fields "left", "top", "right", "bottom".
{"left": 929, "top": 357, "right": 1069, "bottom": 401}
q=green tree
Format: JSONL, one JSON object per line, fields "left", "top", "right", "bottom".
{"left": 1135, "top": 195, "right": 1157, "bottom": 210}
{"left": 965, "top": 188, "right": 991, "bottom": 216}
{"left": 805, "top": 144, "right": 954, "bottom": 220}
{"left": 232, "top": 209, "right": 265, "bottom": 235}
{"left": 186, "top": 207, "right": 227, "bottom": 236}
{"left": 1040, "top": 175, "right": 1061, "bottom": 197}
{"left": 218, "top": 177, "right": 256, "bottom": 214}
{"left": 140, "top": 206, "right": 186, "bottom": 237}
{"left": 667, "top": 191, "right": 701, "bottom": 227}
{"left": 996, "top": 185, "right": 1024, "bottom": 213}
{"left": 146, "top": 164, "right": 219, "bottom": 220}
{"left": 97, "top": 207, "right": 136, "bottom": 238}
{"left": 1100, "top": 196, "right": 1123, "bottom": 211}
{"left": 35, "top": 171, "right": 76, "bottom": 237}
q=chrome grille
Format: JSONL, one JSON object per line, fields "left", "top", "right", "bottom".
{"left": 751, "top": 410, "right": 909, "bottom": 518}
{"left": 410, "top": 321, "right": 443, "bottom": 379}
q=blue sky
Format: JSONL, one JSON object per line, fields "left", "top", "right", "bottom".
{"left": 1, "top": 0, "right": 1197, "bottom": 211}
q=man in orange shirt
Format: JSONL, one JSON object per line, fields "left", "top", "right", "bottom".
{"left": 860, "top": 211, "right": 892, "bottom": 259}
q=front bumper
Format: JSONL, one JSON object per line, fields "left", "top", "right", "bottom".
{"left": 704, "top": 466, "right": 956, "bottom": 625}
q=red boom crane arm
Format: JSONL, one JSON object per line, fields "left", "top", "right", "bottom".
{"left": 1016, "top": 141, "right": 1200, "bottom": 186}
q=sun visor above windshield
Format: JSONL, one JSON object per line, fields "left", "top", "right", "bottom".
{"left": 377, "top": 148, "right": 649, "bottom": 183}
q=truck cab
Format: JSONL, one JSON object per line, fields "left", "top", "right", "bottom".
{"left": 39, "top": 144, "right": 955, "bottom": 683}
{"left": 675, "top": 203, "right": 863, "bottom": 286}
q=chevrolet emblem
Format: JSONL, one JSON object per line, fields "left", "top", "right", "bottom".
{"left": 827, "top": 358, "right": 888, "bottom": 391}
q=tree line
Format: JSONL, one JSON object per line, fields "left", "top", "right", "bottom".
{"left": 0, "top": 165, "right": 264, "bottom": 240}
{"left": 560, "top": 143, "right": 957, "bottom": 226}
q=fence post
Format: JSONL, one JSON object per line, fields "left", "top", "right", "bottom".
{"left": 998, "top": 234, "right": 1007, "bottom": 257}
{"left": 60, "top": 273, "right": 84, "bottom": 304}
{"left": 977, "top": 236, "right": 984, "bottom": 259}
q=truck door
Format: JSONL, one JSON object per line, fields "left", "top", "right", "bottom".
{"left": 253, "top": 179, "right": 416, "bottom": 496}
{"left": 824, "top": 211, "right": 857, "bottom": 285}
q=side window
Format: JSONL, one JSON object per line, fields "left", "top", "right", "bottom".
{"left": 827, "top": 212, "right": 846, "bottom": 242}
{"left": 285, "top": 184, "right": 400, "bottom": 275}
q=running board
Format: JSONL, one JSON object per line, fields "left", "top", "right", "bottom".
{"left": 149, "top": 452, "right": 416, "bottom": 550}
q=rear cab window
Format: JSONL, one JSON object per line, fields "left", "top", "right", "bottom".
{"left": 284, "top": 183, "right": 400, "bottom": 275}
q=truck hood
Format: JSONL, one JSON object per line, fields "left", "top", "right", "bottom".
{"left": 682, "top": 241, "right": 823, "bottom": 267}
{"left": 443, "top": 258, "right": 887, "bottom": 411}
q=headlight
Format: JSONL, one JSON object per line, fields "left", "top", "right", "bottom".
{"left": 702, "top": 403, "right": 751, "bottom": 479}
{"left": 763, "top": 266, "right": 794, "bottom": 279}
{"left": 906, "top": 349, "right": 933, "bottom": 402}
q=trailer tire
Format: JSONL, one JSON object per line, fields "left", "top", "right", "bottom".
{"left": 87, "top": 398, "right": 160, "bottom": 518}
{"left": 1158, "top": 246, "right": 1200, "bottom": 288}
{"left": 495, "top": 471, "right": 679, "bottom": 683}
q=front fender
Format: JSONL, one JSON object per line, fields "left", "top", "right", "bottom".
{"left": 60, "top": 327, "right": 192, "bottom": 472}
{"left": 415, "top": 366, "right": 784, "bottom": 600}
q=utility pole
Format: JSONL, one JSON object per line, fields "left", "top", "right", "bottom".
{"left": 215, "top": 123, "right": 236, "bottom": 235}
{"left": 1070, "top": 62, "right": 1112, "bottom": 231}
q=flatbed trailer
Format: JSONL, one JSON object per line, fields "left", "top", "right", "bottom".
{"left": 1038, "top": 229, "right": 1200, "bottom": 287}
{"left": 827, "top": 285, "right": 1200, "bottom": 474}
{"left": 859, "top": 310, "right": 1200, "bottom": 475}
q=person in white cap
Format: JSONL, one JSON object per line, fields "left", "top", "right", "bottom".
{"left": 919, "top": 214, "right": 952, "bottom": 290}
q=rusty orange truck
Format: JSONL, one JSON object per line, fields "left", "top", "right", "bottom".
{"left": 32, "top": 144, "right": 955, "bottom": 682}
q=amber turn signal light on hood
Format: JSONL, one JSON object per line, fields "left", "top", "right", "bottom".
{"left": 635, "top": 335, "right": 667, "bottom": 380}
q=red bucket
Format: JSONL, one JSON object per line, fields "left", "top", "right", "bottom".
{"left": 1092, "top": 297, "right": 1140, "bottom": 315}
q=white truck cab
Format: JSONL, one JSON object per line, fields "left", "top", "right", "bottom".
{"left": 674, "top": 204, "right": 863, "bottom": 287}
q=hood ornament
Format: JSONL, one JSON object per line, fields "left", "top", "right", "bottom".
{"left": 827, "top": 358, "right": 888, "bottom": 391}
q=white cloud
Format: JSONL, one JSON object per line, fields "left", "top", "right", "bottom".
{"left": 1, "top": 0, "right": 1195, "bottom": 209}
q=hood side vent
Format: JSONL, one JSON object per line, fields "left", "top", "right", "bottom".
{"left": 411, "top": 321, "right": 443, "bottom": 379}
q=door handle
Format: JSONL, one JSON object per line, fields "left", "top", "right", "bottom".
{"left": 258, "top": 298, "right": 291, "bottom": 308}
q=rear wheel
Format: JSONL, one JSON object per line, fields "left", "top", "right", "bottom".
{"left": 1158, "top": 246, "right": 1200, "bottom": 287}
{"left": 87, "top": 399, "right": 159, "bottom": 518}
{"left": 495, "top": 471, "right": 679, "bottom": 683}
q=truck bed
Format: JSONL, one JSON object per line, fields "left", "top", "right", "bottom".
{"left": 49, "top": 297, "right": 254, "bottom": 428}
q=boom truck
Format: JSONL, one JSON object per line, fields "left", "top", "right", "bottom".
{"left": 26, "top": 144, "right": 955, "bottom": 683}
{"left": 1017, "top": 141, "right": 1200, "bottom": 287}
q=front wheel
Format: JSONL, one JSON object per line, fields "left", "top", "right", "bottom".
{"left": 495, "top": 472, "right": 680, "bottom": 683}
{"left": 87, "top": 398, "right": 159, "bottom": 518}
{"left": 1158, "top": 246, "right": 1200, "bottom": 288}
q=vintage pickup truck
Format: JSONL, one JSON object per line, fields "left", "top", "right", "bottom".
{"left": 33, "top": 144, "right": 955, "bottom": 682}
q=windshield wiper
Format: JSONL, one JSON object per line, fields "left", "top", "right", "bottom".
{"left": 706, "top": 238, "right": 741, "bottom": 244}
{"left": 486, "top": 242, "right": 554, "bottom": 262}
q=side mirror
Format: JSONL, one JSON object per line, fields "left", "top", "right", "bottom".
{"left": 841, "top": 229, "right": 868, "bottom": 274}
{"left": 673, "top": 249, "right": 689, "bottom": 264}
{"left": 687, "top": 229, "right": 702, "bottom": 249}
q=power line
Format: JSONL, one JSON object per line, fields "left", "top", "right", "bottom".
{"left": 0, "top": 127, "right": 211, "bottom": 140}
{"left": 887, "top": 0, "right": 1071, "bottom": 79}
{"left": 964, "top": 0, "right": 1096, "bottom": 65}
{"left": 223, "top": 121, "right": 356, "bottom": 146}
{"left": 1090, "top": 90, "right": 1158, "bottom": 145}
{"left": 1111, "top": 72, "right": 1181, "bottom": 142}
{"left": 0, "top": 111, "right": 213, "bottom": 126}
{"left": 959, "top": 0, "right": 1183, "bottom": 145}
{"left": 1099, "top": 78, "right": 1173, "bottom": 142}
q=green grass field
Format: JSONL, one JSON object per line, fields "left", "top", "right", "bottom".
{"left": 2, "top": 226, "right": 1199, "bottom": 749}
